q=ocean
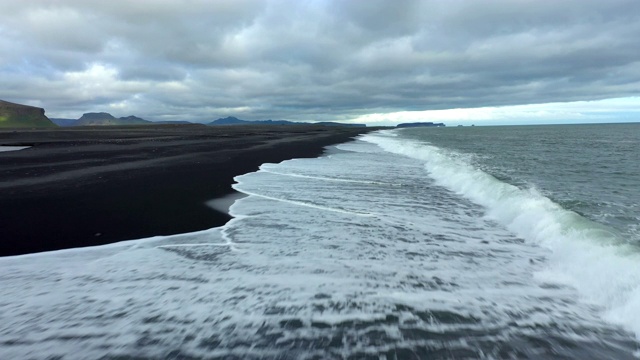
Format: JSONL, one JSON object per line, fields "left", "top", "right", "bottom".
{"left": 1, "top": 123, "right": 639, "bottom": 359}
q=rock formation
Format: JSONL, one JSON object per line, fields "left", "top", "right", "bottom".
{"left": 0, "top": 100, "right": 57, "bottom": 128}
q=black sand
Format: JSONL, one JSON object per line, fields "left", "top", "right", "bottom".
{"left": 0, "top": 124, "right": 374, "bottom": 256}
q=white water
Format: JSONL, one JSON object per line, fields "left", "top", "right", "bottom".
{"left": 362, "top": 130, "right": 640, "bottom": 339}
{"left": 0, "top": 135, "right": 637, "bottom": 358}
{"left": 0, "top": 145, "right": 30, "bottom": 152}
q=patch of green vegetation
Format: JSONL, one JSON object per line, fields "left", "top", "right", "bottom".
{"left": 0, "top": 110, "right": 57, "bottom": 128}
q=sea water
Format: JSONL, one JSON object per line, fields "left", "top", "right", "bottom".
{"left": 1, "top": 124, "right": 639, "bottom": 359}
{"left": 0, "top": 145, "right": 30, "bottom": 152}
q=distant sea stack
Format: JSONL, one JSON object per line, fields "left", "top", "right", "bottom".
{"left": 396, "top": 122, "right": 445, "bottom": 128}
{"left": 75, "top": 112, "right": 152, "bottom": 126}
{"left": 0, "top": 100, "right": 57, "bottom": 128}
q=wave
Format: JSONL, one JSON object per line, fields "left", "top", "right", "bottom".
{"left": 362, "top": 130, "right": 640, "bottom": 339}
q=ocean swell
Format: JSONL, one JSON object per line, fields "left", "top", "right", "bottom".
{"left": 362, "top": 130, "right": 640, "bottom": 339}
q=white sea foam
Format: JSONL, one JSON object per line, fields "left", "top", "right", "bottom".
{"left": 205, "top": 191, "right": 247, "bottom": 214}
{"left": 0, "top": 138, "right": 637, "bottom": 358}
{"left": 260, "top": 168, "right": 394, "bottom": 186}
{"left": 362, "top": 130, "right": 640, "bottom": 338}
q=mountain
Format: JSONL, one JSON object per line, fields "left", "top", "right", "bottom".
{"left": 75, "top": 113, "right": 152, "bottom": 126}
{"left": 54, "top": 114, "right": 194, "bottom": 126}
{"left": 208, "top": 116, "right": 296, "bottom": 126}
{"left": 50, "top": 118, "right": 78, "bottom": 127}
{"left": 118, "top": 115, "right": 150, "bottom": 124}
{"left": 208, "top": 116, "right": 366, "bottom": 127}
{"left": 396, "top": 122, "right": 445, "bottom": 128}
{"left": 0, "top": 100, "right": 57, "bottom": 128}
{"left": 155, "top": 120, "right": 195, "bottom": 125}
{"left": 208, "top": 116, "right": 245, "bottom": 125}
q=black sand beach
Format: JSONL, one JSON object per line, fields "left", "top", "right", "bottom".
{"left": 0, "top": 125, "right": 373, "bottom": 256}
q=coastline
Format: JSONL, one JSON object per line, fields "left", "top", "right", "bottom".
{"left": 0, "top": 124, "right": 375, "bottom": 256}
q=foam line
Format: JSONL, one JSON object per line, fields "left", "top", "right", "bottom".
{"left": 259, "top": 169, "right": 395, "bottom": 186}
{"left": 231, "top": 188, "right": 374, "bottom": 217}
{"left": 362, "top": 130, "right": 640, "bottom": 339}
{"left": 157, "top": 243, "right": 232, "bottom": 248}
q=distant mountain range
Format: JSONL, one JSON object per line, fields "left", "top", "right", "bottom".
{"left": 76, "top": 112, "right": 151, "bottom": 126}
{"left": 208, "top": 116, "right": 366, "bottom": 127}
{"left": 52, "top": 114, "right": 365, "bottom": 127}
{"left": 208, "top": 116, "right": 292, "bottom": 126}
{"left": 49, "top": 118, "right": 79, "bottom": 127}
{"left": 396, "top": 122, "right": 446, "bottom": 128}
{"left": 0, "top": 100, "right": 57, "bottom": 128}
{"left": 51, "top": 113, "right": 193, "bottom": 126}
{"left": 1, "top": 99, "right": 366, "bottom": 128}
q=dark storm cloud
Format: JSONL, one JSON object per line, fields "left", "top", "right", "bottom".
{"left": 1, "top": 0, "right": 639, "bottom": 122}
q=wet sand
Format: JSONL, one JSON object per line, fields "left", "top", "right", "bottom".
{"left": 0, "top": 124, "right": 374, "bottom": 256}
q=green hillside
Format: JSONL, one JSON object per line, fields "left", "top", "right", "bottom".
{"left": 0, "top": 100, "right": 57, "bottom": 128}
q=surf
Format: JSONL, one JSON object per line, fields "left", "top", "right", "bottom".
{"left": 362, "top": 130, "right": 640, "bottom": 339}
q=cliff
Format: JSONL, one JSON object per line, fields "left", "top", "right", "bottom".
{"left": 0, "top": 100, "right": 57, "bottom": 128}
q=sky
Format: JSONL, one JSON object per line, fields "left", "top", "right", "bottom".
{"left": 1, "top": 0, "right": 639, "bottom": 126}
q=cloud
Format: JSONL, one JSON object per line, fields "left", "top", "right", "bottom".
{"left": 352, "top": 97, "right": 640, "bottom": 126}
{"left": 1, "top": 0, "right": 639, "bottom": 123}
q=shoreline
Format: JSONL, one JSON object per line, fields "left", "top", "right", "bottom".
{"left": 0, "top": 125, "right": 377, "bottom": 256}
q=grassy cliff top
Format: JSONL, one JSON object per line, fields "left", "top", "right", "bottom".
{"left": 0, "top": 100, "right": 57, "bottom": 128}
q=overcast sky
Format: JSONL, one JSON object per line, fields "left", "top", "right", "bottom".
{"left": 1, "top": 0, "right": 639, "bottom": 125}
